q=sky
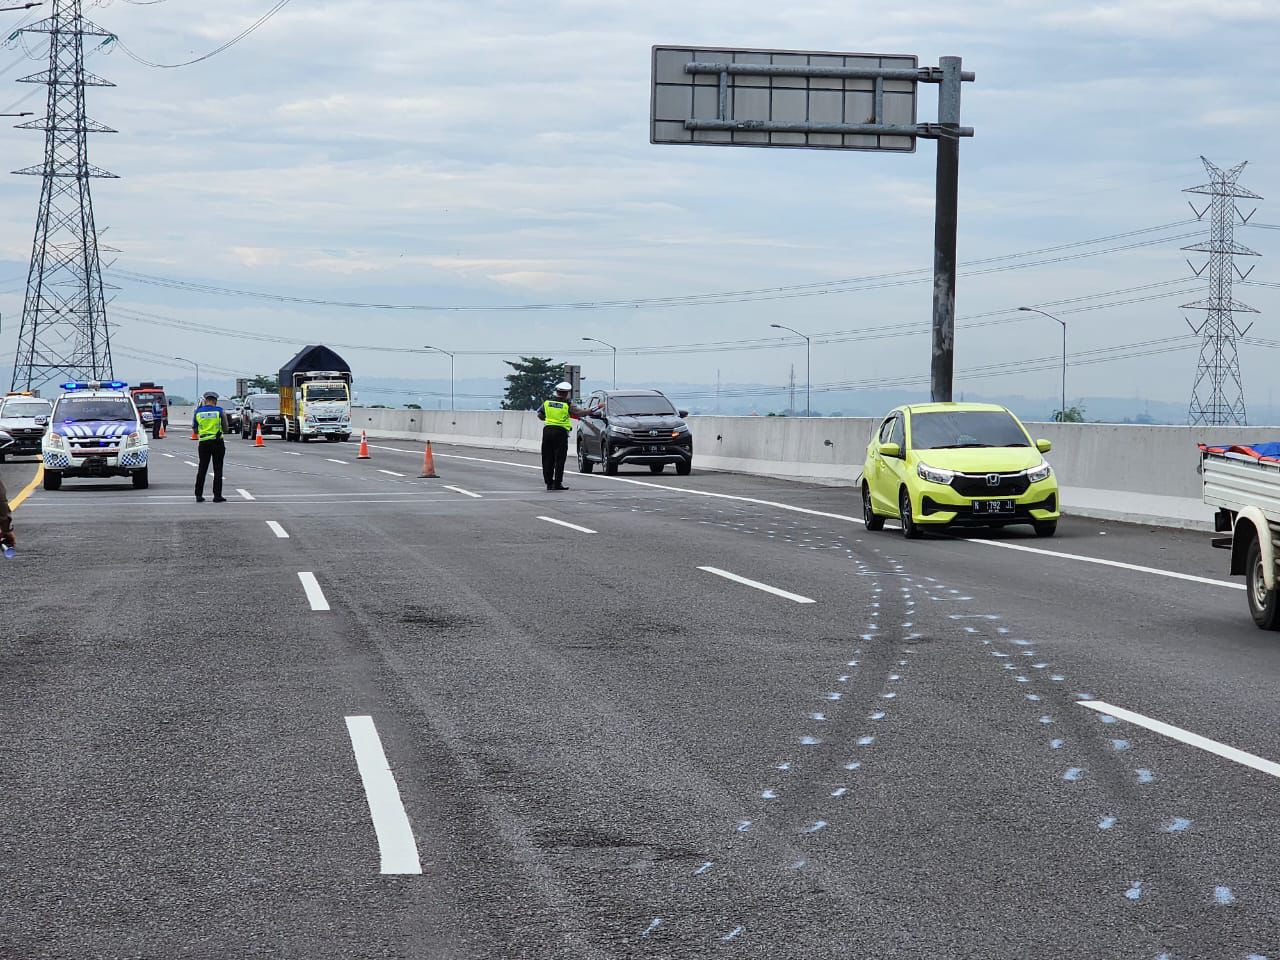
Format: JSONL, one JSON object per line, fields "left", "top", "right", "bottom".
{"left": 0, "top": 0, "right": 1276, "bottom": 415}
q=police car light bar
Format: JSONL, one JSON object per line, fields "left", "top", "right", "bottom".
{"left": 60, "top": 381, "right": 128, "bottom": 391}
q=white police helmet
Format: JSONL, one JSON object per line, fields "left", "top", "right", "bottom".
{"left": 555, "top": 381, "right": 572, "bottom": 394}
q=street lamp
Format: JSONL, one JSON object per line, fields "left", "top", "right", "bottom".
{"left": 1018, "top": 307, "right": 1067, "bottom": 421}
{"left": 770, "top": 323, "right": 811, "bottom": 417}
{"left": 582, "top": 337, "right": 617, "bottom": 389}
{"left": 173, "top": 356, "right": 199, "bottom": 401}
{"left": 423, "top": 345, "right": 455, "bottom": 411}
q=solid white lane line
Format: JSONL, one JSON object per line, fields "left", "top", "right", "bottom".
{"left": 298, "top": 572, "right": 330, "bottom": 611}
{"left": 698, "top": 566, "right": 815, "bottom": 604}
{"left": 183, "top": 460, "right": 197, "bottom": 467}
{"left": 266, "top": 520, "right": 290, "bottom": 539}
{"left": 968, "top": 539, "right": 1244, "bottom": 591}
{"left": 1079, "top": 700, "right": 1280, "bottom": 780}
{"left": 537, "top": 516, "right": 597, "bottom": 534}
{"left": 343, "top": 716, "right": 423, "bottom": 875}
{"left": 326, "top": 458, "right": 349, "bottom": 465}
{"left": 237, "top": 488, "right": 255, "bottom": 501}
{"left": 378, "top": 469, "right": 405, "bottom": 477}
{"left": 443, "top": 484, "right": 482, "bottom": 499}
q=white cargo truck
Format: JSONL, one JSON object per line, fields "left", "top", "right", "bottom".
{"left": 1202, "top": 444, "right": 1280, "bottom": 629}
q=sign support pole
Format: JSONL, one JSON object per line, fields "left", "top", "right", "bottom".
{"left": 930, "top": 56, "right": 963, "bottom": 403}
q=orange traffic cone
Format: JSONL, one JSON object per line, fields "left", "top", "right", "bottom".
{"left": 190, "top": 428, "right": 197, "bottom": 440}
{"left": 254, "top": 423, "right": 265, "bottom": 448}
{"left": 420, "top": 440, "right": 438, "bottom": 479}
{"left": 357, "top": 430, "right": 371, "bottom": 459}
{"left": 156, "top": 421, "right": 165, "bottom": 439}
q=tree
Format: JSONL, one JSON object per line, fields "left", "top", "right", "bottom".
{"left": 1053, "top": 405, "right": 1086, "bottom": 423}
{"left": 404, "top": 403, "right": 422, "bottom": 410}
{"left": 502, "top": 356, "right": 563, "bottom": 411}
{"left": 247, "top": 374, "right": 276, "bottom": 392}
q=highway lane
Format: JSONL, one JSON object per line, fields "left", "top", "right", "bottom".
{"left": 3, "top": 435, "right": 1279, "bottom": 958}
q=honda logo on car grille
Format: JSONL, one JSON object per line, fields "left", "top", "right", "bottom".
{"left": 986, "top": 473, "right": 1000, "bottom": 486}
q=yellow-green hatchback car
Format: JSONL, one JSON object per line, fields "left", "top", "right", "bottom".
{"left": 861, "top": 402, "right": 1060, "bottom": 539}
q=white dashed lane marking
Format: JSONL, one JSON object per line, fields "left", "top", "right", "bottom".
{"left": 443, "top": 485, "right": 482, "bottom": 499}
{"left": 237, "top": 488, "right": 255, "bottom": 501}
{"left": 1079, "top": 700, "right": 1280, "bottom": 780}
{"left": 266, "top": 520, "right": 290, "bottom": 539}
{"left": 325, "top": 458, "right": 348, "bottom": 465}
{"left": 343, "top": 716, "right": 422, "bottom": 875}
{"left": 378, "top": 469, "right": 405, "bottom": 477}
{"left": 698, "top": 566, "right": 815, "bottom": 604}
{"left": 298, "top": 572, "right": 330, "bottom": 611}
{"left": 183, "top": 460, "right": 197, "bottom": 467}
{"left": 537, "top": 516, "right": 597, "bottom": 534}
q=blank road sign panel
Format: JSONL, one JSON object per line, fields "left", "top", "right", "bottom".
{"left": 651, "top": 46, "right": 918, "bottom": 152}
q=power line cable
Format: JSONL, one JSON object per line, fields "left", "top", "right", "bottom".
{"left": 111, "top": 0, "right": 293, "bottom": 68}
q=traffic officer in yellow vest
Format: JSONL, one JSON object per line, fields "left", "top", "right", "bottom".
{"left": 192, "top": 390, "right": 230, "bottom": 503}
{"left": 536, "top": 381, "right": 590, "bottom": 491}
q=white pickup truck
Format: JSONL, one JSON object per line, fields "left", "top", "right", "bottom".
{"left": 1202, "top": 445, "right": 1280, "bottom": 630}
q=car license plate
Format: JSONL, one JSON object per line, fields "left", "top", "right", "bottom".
{"left": 647, "top": 445, "right": 663, "bottom": 453}
{"left": 973, "top": 500, "right": 1014, "bottom": 515}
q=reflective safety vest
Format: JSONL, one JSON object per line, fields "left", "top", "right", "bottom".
{"left": 543, "top": 399, "right": 572, "bottom": 431}
{"left": 195, "top": 406, "right": 224, "bottom": 441}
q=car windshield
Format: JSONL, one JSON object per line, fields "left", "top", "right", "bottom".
{"left": 251, "top": 396, "right": 279, "bottom": 411}
{"left": 305, "top": 385, "right": 348, "bottom": 401}
{"left": 909, "top": 410, "right": 1030, "bottom": 450}
{"left": 133, "top": 391, "right": 164, "bottom": 404}
{"left": 609, "top": 395, "right": 676, "bottom": 416}
{"left": 3, "top": 401, "right": 51, "bottom": 418}
{"left": 55, "top": 397, "right": 136, "bottom": 422}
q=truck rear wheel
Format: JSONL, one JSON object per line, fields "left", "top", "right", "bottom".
{"left": 1246, "top": 537, "right": 1280, "bottom": 630}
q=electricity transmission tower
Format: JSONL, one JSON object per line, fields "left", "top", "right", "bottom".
{"left": 9, "top": 0, "right": 117, "bottom": 392}
{"left": 1182, "top": 156, "right": 1262, "bottom": 426}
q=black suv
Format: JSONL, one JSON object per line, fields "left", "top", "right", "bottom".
{"left": 576, "top": 389, "right": 693, "bottom": 475}
{"left": 240, "top": 393, "right": 285, "bottom": 439}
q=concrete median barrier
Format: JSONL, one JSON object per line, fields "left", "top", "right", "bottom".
{"left": 355, "top": 407, "right": 1280, "bottom": 530}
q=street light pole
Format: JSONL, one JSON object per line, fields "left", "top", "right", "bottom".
{"left": 1018, "top": 307, "right": 1067, "bottom": 420}
{"left": 173, "top": 356, "right": 199, "bottom": 401}
{"left": 582, "top": 337, "right": 617, "bottom": 389}
{"left": 423, "top": 345, "right": 455, "bottom": 410}
{"left": 770, "top": 323, "right": 811, "bottom": 417}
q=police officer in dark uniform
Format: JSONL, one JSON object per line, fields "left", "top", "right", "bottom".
{"left": 536, "top": 381, "right": 590, "bottom": 491}
{"left": 0, "top": 470, "right": 14, "bottom": 553}
{"left": 192, "top": 391, "right": 229, "bottom": 503}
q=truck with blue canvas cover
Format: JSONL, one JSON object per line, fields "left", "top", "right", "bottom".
{"left": 278, "top": 345, "right": 353, "bottom": 443}
{"left": 41, "top": 381, "right": 150, "bottom": 490}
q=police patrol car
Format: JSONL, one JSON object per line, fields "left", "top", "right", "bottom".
{"left": 42, "top": 381, "right": 150, "bottom": 490}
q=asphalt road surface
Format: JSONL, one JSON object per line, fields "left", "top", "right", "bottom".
{"left": 2, "top": 435, "right": 1278, "bottom": 959}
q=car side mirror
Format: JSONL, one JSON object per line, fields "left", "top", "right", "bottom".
{"left": 879, "top": 442, "right": 902, "bottom": 458}
{"left": 678, "top": 410, "right": 689, "bottom": 418}
{"left": 1036, "top": 438, "right": 1052, "bottom": 453}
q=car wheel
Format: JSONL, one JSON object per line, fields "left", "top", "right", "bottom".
{"left": 1247, "top": 537, "right": 1280, "bottom": 630}
{"left": 676, "top": 460, "right": 692, "bottom": 476}
{"left": 43, "top": 470, "right": 62, "bottom": 491}
{"left": 132, "top": 468, "right": 149, "bottom": 490}
{"left": 899, "top": 488, "right": 921, "bottom": 539}
{"left": 1033, "top": 520, "right": 1058, "bottom": 538}
{"left": 863, "top": 483, "right": 885, "bottom": 531}
{"left": 649, "top": 463, "right": 664, "bottom": 474}
{"left": 0, "top": 453, "right": 6, "bottom": 464}
{"left": 577, "top": 441, "right": 593, "bottom": 474}
{"left": 602, "top": 442, "right": 618, "bottom": 475}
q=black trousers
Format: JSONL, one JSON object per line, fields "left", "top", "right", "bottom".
{"left": 196, "top": 438, "right": 225, "bottom": 498}
{"left": 541, "top": 426, "right": 569, "bottom": 487}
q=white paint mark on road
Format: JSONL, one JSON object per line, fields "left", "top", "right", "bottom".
{"left": 1125, "top": 881, "right": 1143, "bottom": 901}
{"left": 284, "top": 451, "right": 302, "bottom": 456}
{"left": 1215, "top": 885, "right": 1236, "bottom": 905}
{"left": 183, "top": 460, "right": 197, "bottom": 467}
{"left": 378, "top": 469, "right": 405, "bottom": 477}
{"left": 326, "top": 458, "right": 349, "bottom": 465}
{"left": 1080, "top": 700, "right": 1280, "bottom": 781}
{"left": 641, "top": 918, "right": 663, "bottom": 938}
{"left": 343, "top": 715, "right": 422, "bottom": 875}
{"left": 1136, "top": 769, "right": 1156, "bottom": 784}
{"left": 298, "top": 572, "right": 330, "bottom": 611}
{"left": 803, "top": 820, "right": 828, "bottom": 834}
{"left": 721, "top": 925, "right": 746, "bottom": 942}
{"left": 237, "top": 488, "right": 255, "bottom": 501}
{"left": 694, "top": 862, "right": 713, "bottom": 876}
{"left": 537, "top": 516, "right": 597, "bottom": 535}
{"left": 161, "top": 453, "right": 175, "bottom": 459}
{"left": 1098, "top": 816, "right": 1117, "bottom": 830}
{"left": 968, "top": 538, "right": 1245, "bottom": 591}
{"left": 266, "top": 521, "right": 290, "bottom": 539}
{"left": 444, "top": 484, "right": 482, "bottom": 499}
{"left": 761, "top": 789, "right": 778, "bottom": 800}
{"left": 698, "top": 566, "right": 815, "bottom": 604}
{"left": 1063, "top": 767, "right": 1086, "bottom": 782}
{"left": 1163, "top": 817, "right": 1192, "bottom": 833}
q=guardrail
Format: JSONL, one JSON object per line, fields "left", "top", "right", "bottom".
{"left": 341, "top": 408, "right": 1280, "bottom": 530}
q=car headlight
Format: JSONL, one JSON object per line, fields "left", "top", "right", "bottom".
{"left": 1027, "top": 461, "right": 1052, "bottom": 483}
{"left": 305, "top": 415, "right": 317, "bottom": 423}
{"left": 46, "top": 433, "right": 65, "bottom": 449}
{"left": 917, "top": 462, "right": 955, "bottom": 484}
{"left": 126, "top": 431, "right": 145, "bottom": 448}
{"left": 608, "top": 425, "right": 633, "bottom": 436}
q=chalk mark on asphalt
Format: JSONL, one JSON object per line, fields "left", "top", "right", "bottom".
{"left": 343, "top": 715, "right": 423, "bottom": 875}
